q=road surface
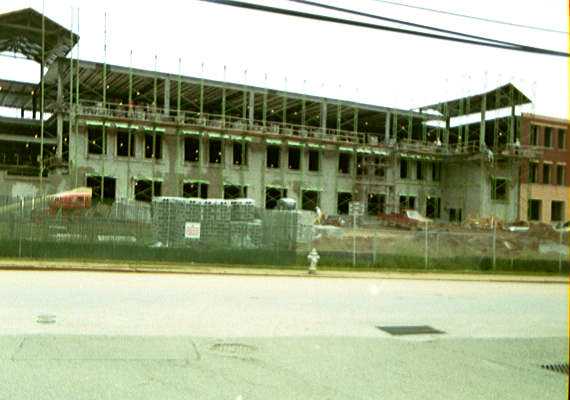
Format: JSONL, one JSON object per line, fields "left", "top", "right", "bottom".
{"left": 0, "top": 271, "right": 567, "bottom": 399}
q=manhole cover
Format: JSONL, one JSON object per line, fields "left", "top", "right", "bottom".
{"left": 36, "top": 315, "right": 56, "bottom": 324}
{"left": 540, "top": 363, "right": 569, "bottom": 375}
{"left": 209, "top": 343, "right": 256, "bottom": 356}
{"left": 377, "top": 325, "right": 445, "bottom": 336}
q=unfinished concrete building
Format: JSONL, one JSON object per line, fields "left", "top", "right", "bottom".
{"left": 0, "top": 8, "right": 543, "bottom": 223}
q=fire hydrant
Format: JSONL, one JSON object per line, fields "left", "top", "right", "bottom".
{"left": 307, "top": 248, "right": 320, "bottom": 274}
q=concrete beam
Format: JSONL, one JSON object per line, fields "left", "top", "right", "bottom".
{"left": 0, "top": 133, "right": 57, "bottom": 145}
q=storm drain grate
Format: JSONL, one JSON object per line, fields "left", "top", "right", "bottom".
{"left": 540, "top": 363, "right": 569, "bottom": 375}
{"left": 376, "top": 325, "right": 445, "bottom": 336}
{"left": 36, "top": 315, "right": 56, "bottom": 324}
{"left": 209, "top": 343, "right": 256, "bottom": 356}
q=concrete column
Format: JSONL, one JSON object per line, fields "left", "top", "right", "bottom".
{"left": 480, "top": 94, "right": 487, "bottom": 148}
{"left": 163, "top": 79, "right": 170, "bottom": 116}
{"left": 445, "top": 117, "right": 450, "bottom": 146}
{"left": 384, "top": 112, "right": 391, "bottom": 143}
{"left": 320, "top": 101, "right": 327, "bottom": 133}
{"left": 56, "top": 66, "right": 63, "bottom": 159}
{"left": 248, "top": 91, "right": 255, "bottom": 128}
{"left": 509, "top": 105, "right": 515, "bottom": 144}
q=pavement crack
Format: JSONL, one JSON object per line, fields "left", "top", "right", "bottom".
{"left": 11, "top": 338, "right": 26, "bottom": 362}
{"left": 191, "top": 339, "right": 201, "bottom": 362}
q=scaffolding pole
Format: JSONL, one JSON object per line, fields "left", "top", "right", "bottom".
{"left": 39, "top": 1, "right": 45, "bottom": 192}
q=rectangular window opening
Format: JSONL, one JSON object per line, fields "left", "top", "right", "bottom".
{"left": 308, "top": 150, "right": 320, "bottom": 172}
{"left": 544, "top": 127, "right": 552, "bottom": 148}
{"left": 338, "top": 152, "right": 350, "bottom": 174}
{"left": 224, "top": 185, "right": 247, "bottom": 199}
{"left": 209, "top": 139, "right": 222, "bottom": 164}
{"left": 116, "top": 130, "right": 135, "bottom": 157}
{"left": 557, "top": 129, "right": 566, "bottom": 149}
{"left": 144, "top": 134, "right": 162, "bottom": 159}
{"left": 232, "top": 142, "right": 248, "bottom": 166}
{"left": 287, "top": 147, "right": 300, "bottom": 170}
{"left": 528, "top": 199, "right": 541, "bottom": 221}
{"left": 432, "top": 162, "right": 441, "bottom": 181}
{"left": 551, "top": 201, "right": 565, "bottom": 222}
{"left": 399, "top": 195, "right": 416, "bottom": 214}
{"left": 302, "top": 190, "right": 319, "bottom": 211}
{"left": 426, "top": 197, "right": 441, "bottom": 219}
{"left": 543, "top": 164, "right": 551, "bottom": 185}
{"left": 183, "top": 182, "right": 208, "bottom": 199}
{"left": 87, "top": 127, "right": 106, "bottom": 155}
{"left": 86, "top": 176, "right": 116, "bottom": 203}
{"left": 529, "top": 162, "right": 538, "bottom": 183}
{"left": 134, "top": 180, "right": 161, "bottom": 202}
{"left": 267, "top": 145, "right": 281, "bottom": 169}
{"left": 416, "top": 161, "right": 423, "bottom": 180}
{"left": 265, "top": 187, "right": 286, "bottom": 209}
{"left": 530, "top": 125, "right": 539, "bottom": 146}
{"left": 556, "top": 165, "right": 565, "bottom": 186}
{"left": 184, "top": 137, "right": 200, "bottom": 162}
{"left": 367, "top": 193, "right": 386, "bottom": 215}
{"left": 491, "top": 178, "right": 508, "bottom": 201}
{"left": 337, "top": 192, "right": 352, "bottom": 215}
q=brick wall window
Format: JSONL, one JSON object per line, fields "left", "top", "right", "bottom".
{"left": 544, "top": 127, "right": 553, "bottom": 148}
{"left": 556, "top": 165, "right": 565, "bottom": 186}
{"left": 528, "top": 199, "right": 541, "bottom": 221}
{"left": 528, "top": 162, "right": 538, "bottom": 183}
{"left": 530, "top": 125, "right": 539, "bottom": 146}
{"left": 543, "top": 164, "right": 551, "bottom": 185}
{"left": 558, "top": 129, "right": 567, "bottom": 149}
{"left": 551, "top": 201, "right": 565, "bottom": 222}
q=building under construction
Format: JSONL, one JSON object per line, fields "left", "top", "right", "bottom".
{"left": 1, "top": 8, "right": 551, "bottom": 223}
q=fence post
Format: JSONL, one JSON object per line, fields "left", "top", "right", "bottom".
{"left": 493, "top": 218, "right": 497, "bottom": 271}
{"left": 18, "top": 196, "right": 23, "bottom": 258}
{"left": 559, "top": 229, "right": 563, "bottom": 273}
{"left": 352, "top": 214, "right": 356, "bottom": 267}
{"left": 372, "top": 231, "right": 377, "bottom": 265}
{"left": 424, "top": 221, "right": 428, "bottom": 269}
{"left": 167, "top": 200, "right": 171, "bottom": 248}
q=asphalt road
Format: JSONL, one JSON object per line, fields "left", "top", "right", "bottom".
{"left": 0, "top": 271, "right": 568, "bottom": 399}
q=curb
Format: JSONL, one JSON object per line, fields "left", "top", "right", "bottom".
{"left": 0, "top": 261, "right": 567, "bottom": 284}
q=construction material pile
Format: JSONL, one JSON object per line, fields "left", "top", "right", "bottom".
{"left": 152, "top": 197, "right": 260, "bottom": 248}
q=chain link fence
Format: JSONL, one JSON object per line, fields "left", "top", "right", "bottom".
{"left": 0, "top": 194, "right": 568, "bottom": 273}
{"left": 302, "top": 215, "right": 569, "bottom": 273}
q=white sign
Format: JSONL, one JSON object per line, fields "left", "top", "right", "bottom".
{"left": 349, "top": 202, "right": 364, "bottom": 216}
{"left": 184, "top": 222, "right": 201, "bottom": 239}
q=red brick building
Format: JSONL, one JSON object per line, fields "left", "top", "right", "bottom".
{"left": 519, "top": 113, "right": 569, "bottom": 223}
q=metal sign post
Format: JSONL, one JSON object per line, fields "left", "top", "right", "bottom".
{"left": 349, "top": 202, "right": 364, "bottom": 267}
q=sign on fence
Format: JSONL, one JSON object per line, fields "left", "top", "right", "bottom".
{"left": 184, "top": 222, "right": 201, "bottom": 239}
{"left": 349, "top": 202, "right": 364, "bottom": 216}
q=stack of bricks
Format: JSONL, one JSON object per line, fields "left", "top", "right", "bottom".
{"left": 152, "top": 197, "right": 263, "bottom": 249}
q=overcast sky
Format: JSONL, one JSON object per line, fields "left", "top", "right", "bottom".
{"left": 0, "top": 0, "right": 568, "bottom": 118}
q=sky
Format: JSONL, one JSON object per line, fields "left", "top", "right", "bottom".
{"left": 0, "top": 0, "right": 568, "bottom": 118}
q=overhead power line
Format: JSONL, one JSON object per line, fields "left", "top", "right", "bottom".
{"left": 199, "top": 0, "right": 569, "bottom": 58}
{"left": 286, "top": 0, "right": 549, "bottom": 53}
{"left": 372, "top": 0, "right": 568, "bottom": 35}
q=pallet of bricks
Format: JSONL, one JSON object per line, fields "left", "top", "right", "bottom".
{"left": 152, "top": 197, "right": 261, "bottom": 249}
